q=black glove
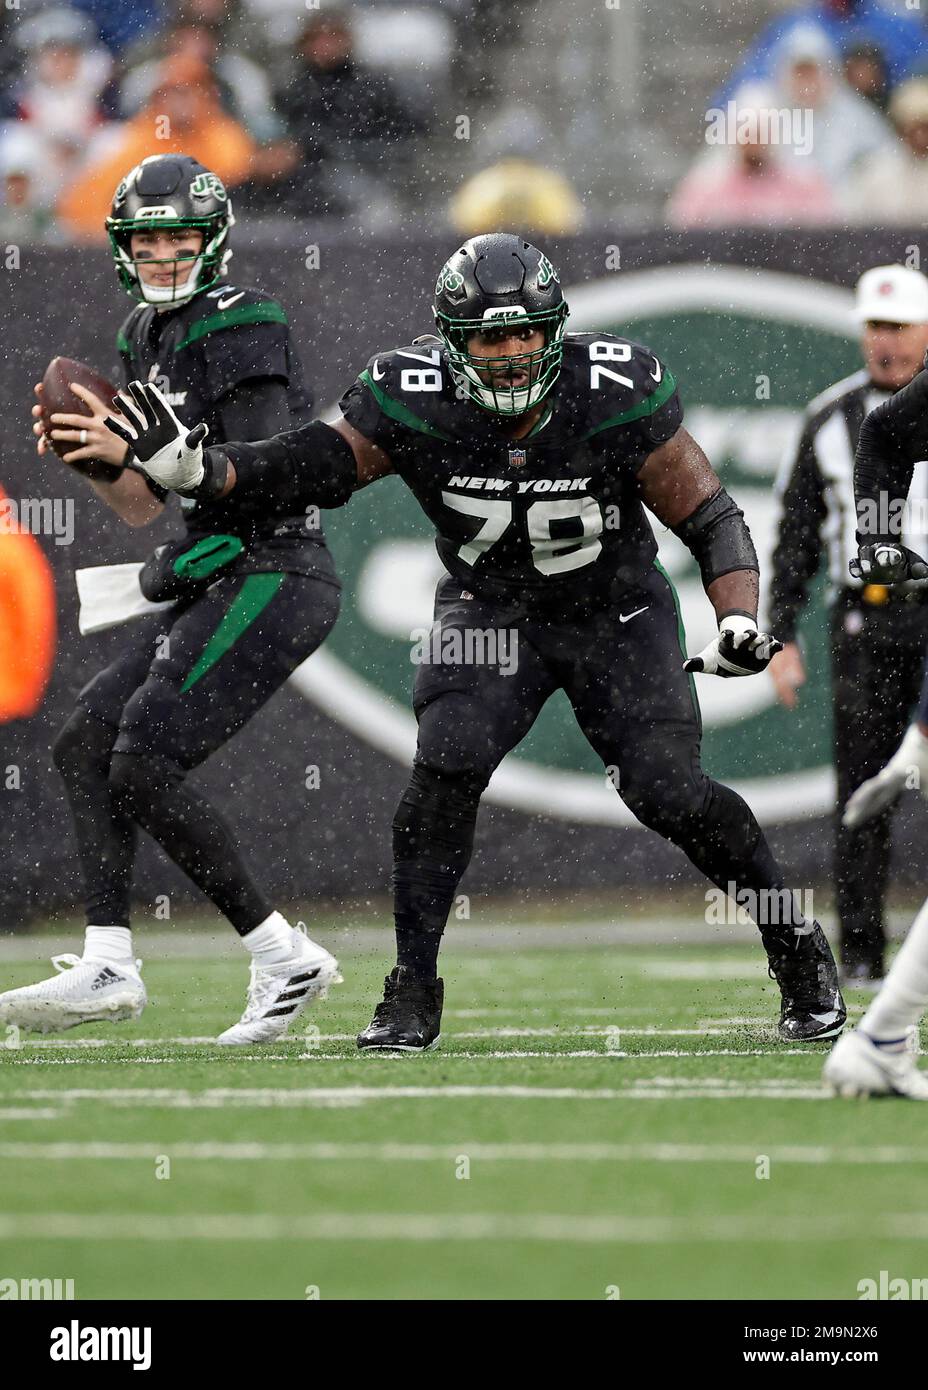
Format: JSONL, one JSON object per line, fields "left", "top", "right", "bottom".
{"left": 849, "top": 541, "right": 928, "bottom": 585}
{"left": 683, "top": 616, "right": 783, "bottom": 677}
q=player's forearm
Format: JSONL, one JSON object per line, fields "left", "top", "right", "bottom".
{"left": 707, "top": 570, "right": 759, "bottom": 624}
{"left": 205, "top": 421, "right": 359, "bottom": 511}
{"left": 671, "top": 487, "right": 759, "bottom": 618}
{"left": 88, "top": 466, "right": 165, "bottom": 527}
{"left": 855, "top": 370, "right": 928, "bottom": 543}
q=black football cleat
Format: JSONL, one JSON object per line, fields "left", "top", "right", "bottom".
{"left": 357, "top": 967, "right": 444, "bottom": 1052}
{"left": 762, "top": 922, "right": 847, "bottom": 1042}
{"left": 840, "top": 956, "right": 884, "bottom": 992}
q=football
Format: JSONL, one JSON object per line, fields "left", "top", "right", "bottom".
{"left": 40, "top": 356, "right": 120, "bottom": 479}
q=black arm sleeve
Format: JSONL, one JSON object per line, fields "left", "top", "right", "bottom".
{"left": 216, "top": 419, "right": 359, "bottom": 512}
{"left": 767, "top": 422, "right": 826, "bottom": 643}
{"left": 216, "top": 376, "right": 292, "bottom": 443}
{"left": 671, "top": 487, "right": 758, "bottom": 591}
{"left": 855, "top": 367, "right": 928, "bottom": 542}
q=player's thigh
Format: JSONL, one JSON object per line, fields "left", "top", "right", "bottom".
{"left": 75, "top": 612, "right": 171, "bottom": 730}
{"left": 568, "top": 567, "right": 701, "bottom": 767}
{"left": 113, "top": 572, "right": 340, "bottom": 768}
{"left": 412, "top": 588, "right": 557, "bottom": 778}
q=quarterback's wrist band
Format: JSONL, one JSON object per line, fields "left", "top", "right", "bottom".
{"left": 176, "top": 446, "right": 229, "bottom": 503}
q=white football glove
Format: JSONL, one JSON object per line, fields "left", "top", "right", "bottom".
{"left": 683, "top": 614, "right": 782, "bottom": 677}
{"left": 104, "top": 380, "right": 208, "bottom": 493}
{"left": 843, "top": 723, "right": 928, "bottom": 829}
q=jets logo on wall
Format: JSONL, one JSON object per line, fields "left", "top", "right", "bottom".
{"left": 293, "top": 265, "right": 860, "bottom": 825}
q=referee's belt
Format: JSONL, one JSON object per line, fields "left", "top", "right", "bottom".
{"left": 841, "top": 583, "right": 926, "bottom": 608}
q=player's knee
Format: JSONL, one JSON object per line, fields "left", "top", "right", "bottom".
{"left": 415, "top": 693, "right": 501, "bottom": 782}
{"left": 108, "top": 750, "right": 183, "bottom": 811}
{"left": 392, "top": 763, "right": 485, "bottom": 860}
{"left": 616, "top": 761, "right": 708, "bottom": 834}
{"left": 52, "top": 707, "right": 116, "bottom": 782}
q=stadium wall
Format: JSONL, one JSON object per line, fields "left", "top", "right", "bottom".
{"left": 2, "top": 228, "right": 926, "bottom": 930}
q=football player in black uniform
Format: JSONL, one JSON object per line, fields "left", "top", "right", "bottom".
{"left": 823, "top": 360, "right": 928, "bottom": 1097}
{"left": 105, "top": 232, "right": 847, "bottom": 1049}
{"left": 1, "top": 154, "right": 341, "bottom": 1045}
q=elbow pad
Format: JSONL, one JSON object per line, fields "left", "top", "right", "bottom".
{"left": 222, "top": 420, "right": 358, "bottom": 511}
{"left": 672, "top": 487, "right": 758, "bottom": 587}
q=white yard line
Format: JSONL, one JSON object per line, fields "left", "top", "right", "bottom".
{"left": 1, "top": 1081, "right": 834, "bottom": 1106}
{"left": 0, "top": 1140, "right": 925, "bottom": 1164}
{"left": 13, "top": 1027, "right": 744, "bottom": 1048}
{"left": 0, "top": 1210, "right": 922, "bottom": 1243}
{"left": 1, "top": 1047, "right": 816, "bottom": 1062}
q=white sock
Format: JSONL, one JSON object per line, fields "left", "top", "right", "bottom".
{"left": 861, "top": 896, "right": 928, "bottom": 1048}
{"left": 83, "top": 926, "right": 134, "bottom": 965}
{"left": 242, "top": 911, "right": 295, "bottom": 965}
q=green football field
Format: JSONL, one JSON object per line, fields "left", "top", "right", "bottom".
{"left": 1, "top": 917, "right": 926, "bottom": 1302}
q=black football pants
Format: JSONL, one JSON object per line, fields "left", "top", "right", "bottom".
{"left": 392, "top": 566, "right": 800, "bottom": 977}
{"left": 52, "top": 571, "right": 339, "bottom": 933}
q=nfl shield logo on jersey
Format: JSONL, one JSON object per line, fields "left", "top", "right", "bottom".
{"left": 508, "top": 446, "right": 527, "bottom": 467}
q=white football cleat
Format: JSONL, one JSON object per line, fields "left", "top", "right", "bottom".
{"left": 216, "top": 925, "right": 341, "bottom": 1045}
{"left": 824, "top": 1028, "right": 928, "bottom": 1100}
{"left": 0, "top": 954, "right": 146, "bottom": 1034}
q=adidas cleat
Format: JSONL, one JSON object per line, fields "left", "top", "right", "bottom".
{"left": 0, "top": 954, "right": 146, "bottom": 1034}
{"left": 216, "top": 924, "right": 341, "bottom": 1045}
{"left": 357, "top": 966, "right": 443, "bottom": 1052}
{"left": 763, "top": 922, "right": 847, "bottom": 1042}
{"left": 824, "top": 1028, "right": 928, "bottom": 1100}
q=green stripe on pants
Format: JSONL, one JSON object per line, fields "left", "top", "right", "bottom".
{"left": 653, "top": 558, "right": 701, "bottom": 723}
{"left": 180, "top": 573, "right": 285, "bottom": 694}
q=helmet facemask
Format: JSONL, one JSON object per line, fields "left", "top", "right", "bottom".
{"left": 106, "top": 213, "right": 233, "bottom": 307}
{"left": 435, "top": 302, "right": 568, "bottom": 415}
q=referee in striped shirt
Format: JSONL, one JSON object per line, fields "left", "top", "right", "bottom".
{"left": 769, "top": 264, "right": 928, "bottom": 986}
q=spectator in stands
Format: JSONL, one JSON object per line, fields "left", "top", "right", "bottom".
{"left": 668, "top": 84, "right": 837, "bottom": 228}
{"left": 775, "top": 24, "right": 895, "bottom": 188}
{"left": 845, "top": 79, "right": 928, "bottom": 222}
{"left": 56, "top": 56, "right": 257, "bottom": 239}
{"left": 275, "top": 10, "right": 428, "bottom": 212}
{"left": 10, "top": 8, "right": 114, "bottom": 151}
{"left": 120, "top": 7, "right": 284, "bottom": 143}
{"left": 70, "top": 0, "right": 166, "bottom": 56}
{"left": 0, "top": 128, "right": 56, "bottom": 243}
{"left": 843, "top": 42, "right": 890, "bottom": 113}
{"left": 719, "top": 0, "right": 928, "bottom": 98}
{"left": 450, "top": 104, "right": 583, "bottom": 237}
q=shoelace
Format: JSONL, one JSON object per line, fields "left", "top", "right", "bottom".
{"left": 51, "top": 953, "right": 83, "bottom": 973}
{"left": 49, "top": 953, "right": 141, "bottom": 976}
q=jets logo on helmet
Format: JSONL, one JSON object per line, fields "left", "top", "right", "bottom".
{"left": 435, "top": 263, "right": 466, "bottom": 298}
{"left": 432, "top": 233, "right": 569, "bottom": 416}
{"left": 536, "top": 254, "right": 558, "bottom": 289}
{"left": 190, "top": 171, "right": 228, "bottom": 204}
{"left": 105, "top": 154, "right": 235, "bottom": 307}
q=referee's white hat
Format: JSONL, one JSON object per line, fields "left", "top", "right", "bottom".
{"left": 855, "top": 264, "right": 928, "bottom": 326}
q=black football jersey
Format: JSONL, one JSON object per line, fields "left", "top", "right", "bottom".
{"left": 117, "top": 283, "right": 332, "bottom": 578}
{"left": 338, "top": 333, "right": 683, "bottom": 612}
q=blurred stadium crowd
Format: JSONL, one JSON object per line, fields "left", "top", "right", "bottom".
{"left": 2, "top": 0, "right": 928, "bottom": 245}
